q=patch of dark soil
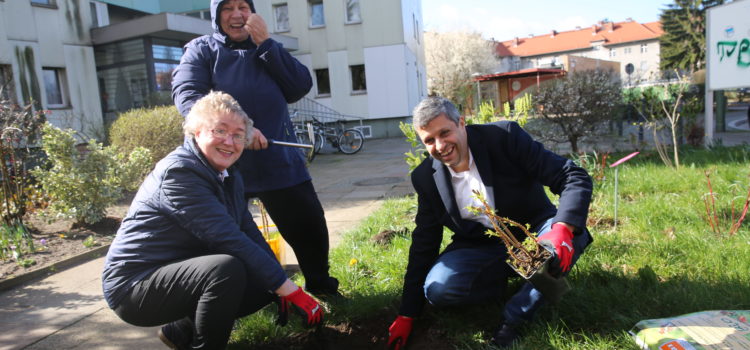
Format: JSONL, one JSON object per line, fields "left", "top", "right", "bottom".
{"left": 247, "top": 312, "right": 453, "bottom": 350}
{"left": 0, "top": 215, "right": 121, "bottom": 281}
{"left": 370, "top": 228, "right": 409, "bottom": 246}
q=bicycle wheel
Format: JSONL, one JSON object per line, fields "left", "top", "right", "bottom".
{"left": 337, "top": 128, "right": 364, "bottom": 154}
{"left": 314, "top": 133, "right": 324, "bottom": 153}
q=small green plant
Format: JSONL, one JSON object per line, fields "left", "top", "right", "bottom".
{"left": 82, "top": 235, "right": 98, "bottom": 248}
{"left": 108, "top": 105, "right": 183, "bottom": 165}
{"left": 1, "top": 223, "right": 35, "bottom": 262}
{"left": 467, "top": 190, "right": 551, "bottom": 277}
{"left": 398, "top": 121, "right": 427, "bottom": 172}
{"left": 501, "top": 93, "right": 533, "bottom": 127}
{"left": 16, "top": 257, "right": 35, "bottom": 268}
{"left": 466, "top": 100, "right": 498, "bottom": 125}
{"left": 32, "top": 123, "right": 152, "bottom": 225}
{"left": 573, "top": 150, "right": 610, "bottom": 183}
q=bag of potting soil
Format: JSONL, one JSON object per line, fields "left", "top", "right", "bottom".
{"left": 629, "top": 310, "right": 750, "bottom": 350}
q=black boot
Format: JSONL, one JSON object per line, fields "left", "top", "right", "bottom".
{"left": 491, "top": 323, "right": 520, "bottom": 348}
{"left": 157, "top": 317, "right": 193, "bottom": 350}
{"left": 305, "top": 276, "right": 341, "bottom": 299}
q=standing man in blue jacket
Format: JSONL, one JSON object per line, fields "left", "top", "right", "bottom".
{"left": 172, "top": 0, "right": 338, "bottom": 296}
{"left": 386, "top": 97, "right": 593, "bottom": 348}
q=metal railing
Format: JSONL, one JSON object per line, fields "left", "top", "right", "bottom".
{"left": 288, "top": 97, "right": 363, "bottom": 126}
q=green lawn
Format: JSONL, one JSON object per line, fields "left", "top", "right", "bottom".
{"left": 230, "top": 145, "right": 750, "bottom": 349}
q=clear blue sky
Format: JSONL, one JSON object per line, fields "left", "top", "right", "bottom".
{"left": 422, "top": 0, "right": 672, "bottom": 41}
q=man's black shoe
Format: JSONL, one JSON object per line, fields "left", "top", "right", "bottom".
{"left": 491, "top": 323, "right": 520, "bottom": 348}
{"left": 157, "top": 318, "right": 193, "bottom": 350}
{"left": 305, "top": 276, "right": 342, "bottom": 299}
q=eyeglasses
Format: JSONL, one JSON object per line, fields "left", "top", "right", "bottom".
{"left": 210, "top": 128, "right": 247, "bottom": 143}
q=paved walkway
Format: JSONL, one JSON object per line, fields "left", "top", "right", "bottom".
{"left": 0, "top": 137, "right": 413, "bottom": 350}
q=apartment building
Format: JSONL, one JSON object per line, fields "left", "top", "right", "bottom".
{"left": 255, "top": 0, "right": 427, "bottom": 137}
{"left": 1, "top": 0, "right": 424, "bottom": 139}
{"left": 496, "top": 19, "right": 663, "bottom": 85}
{"left": 0, "top": 0, "right": 104, "bottom": 136}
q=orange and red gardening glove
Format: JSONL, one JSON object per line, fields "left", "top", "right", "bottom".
{"left": 278, "top": 287, "right": 323, "bottom": 327}
{"left": 387, "top": 315, "right": 413, "bottom": 350}
{"left": 538, "top": 223, "right": 575, "bottom": 274}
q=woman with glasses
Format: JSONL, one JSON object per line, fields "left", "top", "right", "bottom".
{"left": 172, "top": 0, "right": 339, "bottom": 298}
{"left": 102, "top": 92, "right": 323, "bottom": 349}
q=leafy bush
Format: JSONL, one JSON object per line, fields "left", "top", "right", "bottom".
{"left": 32, "top": 123, "right": 152, "bottom": 225}
{"left": 109, "top": 105, "right": 183, "bottom": 164}
{"left": 0, "top": 93, "right": 46, "bottom": 257}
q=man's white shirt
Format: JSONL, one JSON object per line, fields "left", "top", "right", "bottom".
{"left": 447, "top": 151, "right": 495, "bottom": 228}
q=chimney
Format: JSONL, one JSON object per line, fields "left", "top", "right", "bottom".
{"left": 513, "top": 37, "right": 519, "bottom": 47}
{"left": 551, "top": 30, "right": 557, "bottom": 38}
{"left": 606, "top": 22, "right": 614, "bottom": 32}
{"left": 591, "top": 24, "right": 598, "bottom": 35}
{"left": 575, "top": 26, "right": 581, "bottom": 30}
{"left": 626, "top": 17, "right": 633, "bottom": 22}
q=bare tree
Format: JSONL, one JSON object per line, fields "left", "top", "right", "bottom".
{"left": 424, "top": 31, "right": 497, "bottom": 110}
{"left": 623, "top": 73, "right": 699, "bottom": 168}
{"left": 533, "top": 69, "right": 622, "bottom": 154}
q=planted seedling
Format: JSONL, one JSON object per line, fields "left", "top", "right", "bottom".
{"left": 468, "top": 190, "right": 570, "bottom": 302}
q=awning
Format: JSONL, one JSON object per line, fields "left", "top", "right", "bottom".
{"left": 91, "top": 12, "right": 299, "bottom": 51}
{"left": 474, "top": 68, "right": 566, "bottom": 82}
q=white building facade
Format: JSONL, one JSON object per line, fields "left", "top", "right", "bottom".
{"left": 255, "top": 0, "right": 427, "bottom": 138}
{"left": 0, "top": 0, "right": 104, "bottom": 137}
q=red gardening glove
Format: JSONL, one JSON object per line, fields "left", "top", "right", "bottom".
{"left": 538, "top": 223, "right": 575, "bottom": 273}
{"left": 280, "top": 287, "right": 323, "bottom": 326}
{"left": 387, "top": 316, "right": 413, "bottom": 350}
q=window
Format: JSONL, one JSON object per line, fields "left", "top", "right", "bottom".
{"left": 152, "top": 44, "right": 183, "bottom": 61}
{"left": 345, "top": 0, "right": 361, "bottom": 24}
{"left": 184, "top": 10, "right": 210, "bottom": 19}
{"left": 274, "top": 4, "right": 290, "bottom": 32}
{"left": 640, "top": 44, "right": 648, "bottom": 53}
{"left": 413, "top": 14, "right": 417, "bottom": 40}
{"left": 315, "top": 69, "right": 330, "bottom": 96}
{"left": 90, "top": 2, "right": 99, "bottom": 27}
{"left": 609, "top": 48, "right": 616, "bottom": 58}
{"left": 415, "top": 19, "right": 420, "bottom": 43}
{"left": 0, "top": 65, "right": 15, "bottom": 102}
{"left": 350, "top": 65, "right": 366, "bottom": 93}
{"left": 31, "top": 0, "right": 54, "bottom": 5}
{"left": 42, "top": 68, "right": 66, "bottom": 108}
{"left": 154, "top": 63, "right": 179, "bottom": 91}
{"left": 309, "top": 0, "right": 325, "bottom": 28}
{"left": 89, "top": 1, "right": 109, "bottom": 28}
{"left": 624, "top": 47, "right": 632, "bottom": 54}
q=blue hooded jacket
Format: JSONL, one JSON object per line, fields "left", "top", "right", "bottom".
{"left": 172, "top": 0, "right": 313, "bottom": 193}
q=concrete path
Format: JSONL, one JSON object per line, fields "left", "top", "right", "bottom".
{"left": 0, "top": 137, "right": 413, "bottom": 350}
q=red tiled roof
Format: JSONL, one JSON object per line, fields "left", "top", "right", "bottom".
{"left": 497, "top": 20, "right": 663, "bottom": 57}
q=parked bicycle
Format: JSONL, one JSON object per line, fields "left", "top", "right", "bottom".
{"left": 294, "top": 115, "right": 364, "bottom": 156}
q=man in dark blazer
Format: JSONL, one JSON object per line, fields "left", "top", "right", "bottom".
{"left": 387, "top": 97, "right": 594, "bottom": 349}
